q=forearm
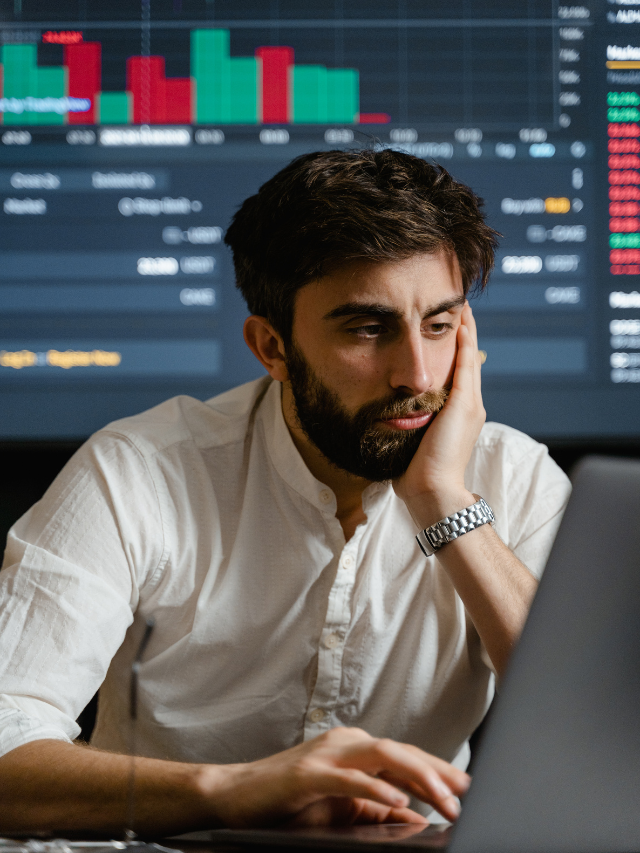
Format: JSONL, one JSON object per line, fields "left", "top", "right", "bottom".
{"left": 410, "top": 488, "right": 538, "bottom": 679}
{"left": 0, "top": 739, "right": 221, "bottom": 836}
{"left": 436, "top": 520, "right": 537, "bottom": 678}
{"left": 0, "top": 728, "right": 471, "bottom": 834}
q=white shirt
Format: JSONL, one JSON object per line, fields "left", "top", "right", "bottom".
{"left": 0, "top": 377, "right": 570, "bottom": 815}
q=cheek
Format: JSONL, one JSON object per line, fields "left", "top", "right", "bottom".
{"left": 324, "top": 353, "right": 378, "bottom": 394}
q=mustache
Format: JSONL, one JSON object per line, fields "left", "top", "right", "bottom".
{"left": 366, "top": 386, "right": 450, "bottom": 421}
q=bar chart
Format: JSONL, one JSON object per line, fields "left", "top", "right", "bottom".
{"left": 0, "top": 0, "right": 611, "bottom": 441}
{"left": 0, "top": 29, "right": 372, "bottom": 126}
{"left": 0, "top": 1, "right": 561, "bottom": 132}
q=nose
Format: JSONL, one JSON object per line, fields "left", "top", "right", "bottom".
{"left": 388, "top": 328, "right": 434, "bottom": 397}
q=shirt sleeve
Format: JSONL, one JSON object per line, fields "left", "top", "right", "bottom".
{"left": 467, "top": 424, "right": 572, "bottom": 582}
{"left": 0, "top": 430, "right": 165, "bottom": 757}
{"left": 504, "top": 443, "right": 572, "bottom": 581}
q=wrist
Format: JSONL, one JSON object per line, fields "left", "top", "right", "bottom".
{"left": 405, "top": 488, "right": 476, "bottom": 532}
{"left": 415, "top": 494, "right": 495, "bottom": 559}
{"left": 189, "top": 762, "right": 237, "bottom": 829}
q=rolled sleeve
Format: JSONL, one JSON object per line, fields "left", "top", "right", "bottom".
{"left": 0, "top": 430, "right": 165, "bottom": 757}
{"left": 0, "top": 702, "right": 77, "bottom": 756}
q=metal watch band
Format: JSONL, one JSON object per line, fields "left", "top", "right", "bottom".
{"left": 416, "top": 494, "right": 495, "bottom": 557}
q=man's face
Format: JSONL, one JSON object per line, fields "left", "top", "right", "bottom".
{"left": 285, "top": 251, "right": 466, "bottom": 482}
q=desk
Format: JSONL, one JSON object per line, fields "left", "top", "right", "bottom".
{"left": 0, "top": 826, "right": 452, "bottom": 853}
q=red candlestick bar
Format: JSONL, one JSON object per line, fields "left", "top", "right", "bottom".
{"left": 255, "top": 46, "right": 293, "bottom": 123}
{"left": 165, "top": 77, "right": 192, "bottom": 124}
{"left": 358, "top": 112, "right": 391, "bottom": 124}
{"left": 127, "top": 56, "right": 166, "bottom": 124}
{"left": 64, "top": 42, "right": 101, "bottom": 124}
{"left": 126, "top": 56, "right": 192, "bottom": 124}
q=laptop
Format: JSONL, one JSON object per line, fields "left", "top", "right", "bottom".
{"left": 197, "top": 455, "right": 640, "bottom": 852}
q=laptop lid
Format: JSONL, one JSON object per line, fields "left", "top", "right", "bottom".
{"left": 450, "top": 455, "right": 640, "bottom": 853}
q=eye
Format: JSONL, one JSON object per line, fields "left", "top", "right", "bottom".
{"left": 425, "top": 322, "right": 453, "bottom": 337}
{"left": 348, "top": 323, "right": 388, "bottom": 338}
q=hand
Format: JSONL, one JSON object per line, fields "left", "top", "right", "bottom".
{"left": 203, "top": 726, "right": 470, "bottom": 828}
{"left": 394, "top": 302, "right": 486, "bottom": 529}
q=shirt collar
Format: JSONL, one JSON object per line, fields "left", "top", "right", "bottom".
{"left": 258, "top": 379, "right": 392, "bottom": 515}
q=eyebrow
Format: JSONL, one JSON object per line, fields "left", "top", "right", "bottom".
{"left": 323, "top": 295, "right": 466, "bottom": 322}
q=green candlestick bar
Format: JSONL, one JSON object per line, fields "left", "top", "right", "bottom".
{"left": 1, "top": 44, "right": 33, "bottom": 94}
{"left": 2, "top": 44, "right": 35, "bottom": 125}
{"left": 1, "top": 44, "right": 65, "bottom": 125}
{"left": 229, "top": 57, "right": 258, "bottom": 123}
{"left": 327, "top": 68, "right": 359, "bottom": 123}
{"left": 293, "top": 65, "right": 327, "bottom": 123}
{"left": 192, "top": 29, "right": 257, "bottom": 124}
{"left": 36, "top": 66, "right": 66, "bottom": 125}
{"left": 98, "top": 91, "right": 132, "bottom": 124}
{"left": 192, "top": 29, "right": 230, "bottom": 123}
{"left": 292, "top": 65, "right": 359, "bottom": 124}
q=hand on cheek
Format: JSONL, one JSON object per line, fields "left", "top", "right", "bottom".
{"left": 393, "top": 302, "right": 486, "bottom": 529}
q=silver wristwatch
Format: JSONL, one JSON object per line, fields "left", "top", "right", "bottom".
{"left": 416, "top": 494, "right": 495, "bottom": 557}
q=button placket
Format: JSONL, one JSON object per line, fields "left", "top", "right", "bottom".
{"left": 304, "top": 537, "right": 362, "bottom": 739}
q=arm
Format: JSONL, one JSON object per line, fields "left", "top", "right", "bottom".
{"left": 0, "top": 728, "right": 469, "bottom": 834}
{"left": 394, "top": 303, "right": 537, "bottom": 679}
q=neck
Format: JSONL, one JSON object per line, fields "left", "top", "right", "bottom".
{"left": 281, "top": 382, "right": 370, "bottom": 525}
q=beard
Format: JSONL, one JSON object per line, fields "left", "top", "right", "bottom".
{"left": 285, "top": 341, "right": 449, "bottom": 482}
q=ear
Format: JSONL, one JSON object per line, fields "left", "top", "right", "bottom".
{"left": 243, "top": 315, "right": 289, "bottom": 382}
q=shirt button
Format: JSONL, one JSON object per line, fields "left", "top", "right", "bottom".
{"left": 319, "top": 489, "right": 332, "bottom": 504}
{"left": 309, "top": 708, "right": 326, "bottom": 723}
{"left": 341, "top": 554, "right": 354, "bottom": 569}
{"left": 324, "top": 633, "right": 340, "bottom": 649}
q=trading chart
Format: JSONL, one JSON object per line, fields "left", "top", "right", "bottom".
{"left": 0, "top": 0, "right": 636, "bottom": 438}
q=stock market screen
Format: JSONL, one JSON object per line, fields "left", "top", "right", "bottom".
{"left": 0, "top": 0, "right": 637, "bottom": 439}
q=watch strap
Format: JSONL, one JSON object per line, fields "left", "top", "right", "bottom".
{"left": 416, "top": 494, "right": 495, "bottom": 557}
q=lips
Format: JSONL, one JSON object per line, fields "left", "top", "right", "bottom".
{"left": 379, "top": 411, "right": 435, "bottom": 431}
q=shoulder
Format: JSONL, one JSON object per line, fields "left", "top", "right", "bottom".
{"left": 94, "top": 376, "right": 273, "bottom": 462}
{"left": 467, "top": 421, "right": 571, "bottom": 522}
{"left": 469, "top": 419, "right": 571, "bottom": 492}
{"left": 470, "top": 421, "right": 569, "bottom": 491}
{"left": 473, "top": 421, "right": 551, "bottom": 465}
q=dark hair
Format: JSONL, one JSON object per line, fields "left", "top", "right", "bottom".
{"left": 225, "top": 148, "right": 499, "bottom": 342}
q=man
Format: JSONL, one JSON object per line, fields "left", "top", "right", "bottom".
{"left": 0, "top": 149, "right": 570, "bottom": 835}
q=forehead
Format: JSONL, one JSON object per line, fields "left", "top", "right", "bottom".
{"left": 294, "top": 251, "right": 464, "bottom": 319}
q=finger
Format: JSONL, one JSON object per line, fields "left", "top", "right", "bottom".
{"left": 317, "top": 766, "right": 410, "bottom": 809}
{"left": 347, "top": 739, "right": 465, "bottom": 820}
{"left": 350, "top": 800, "right": 430, "bottom": 826}
{"left": 461, "top": 301, "right": 479, "bottom": 349}
{"left": 398, "top": 745, "right": 471, "bottom": 796}
{"left": 451, "top": 324, "right": 477, "bottom": 395}
{"left": 474, "top": 350, "right": 483, "bottom": 401}
{"left": 458, "top": 309, "right": 482, "bottom": 403}
{"left": 464, "top": 304, "right": 484, "bottom": 401}
{"left": 289, "top": 797, "right": 428, "bottom": 828}
{"left": 378, "top": 769, "right": 461, "bottom": 823}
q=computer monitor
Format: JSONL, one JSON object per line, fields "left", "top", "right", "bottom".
{"left": 0, "top": 0, "right": 636, "bottom": 440}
